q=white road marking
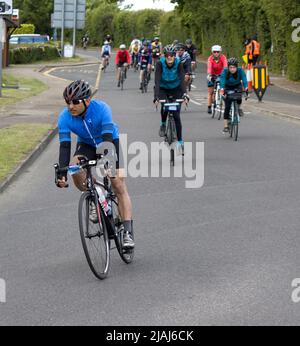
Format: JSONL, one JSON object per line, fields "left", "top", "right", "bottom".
{"left": 190, "top": 99, "right": 202, "bottom": 106}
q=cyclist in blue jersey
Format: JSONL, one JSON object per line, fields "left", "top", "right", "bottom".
{"left": 154, "top": 45, "right": 189, "bottom": 153}
{"left": 56, "top": 80, "right": 134, "bottom": 249}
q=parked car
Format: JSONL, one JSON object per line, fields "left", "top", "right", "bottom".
{"left": 9, "top": 34, "right": 50, "bottom": 45}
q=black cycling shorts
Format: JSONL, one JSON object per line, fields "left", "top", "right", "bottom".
{"left": 74, "top": 140, "right": 122, "bottom": 170}
{"left": 117, "top": 62, "right": 127, "bottom": 68}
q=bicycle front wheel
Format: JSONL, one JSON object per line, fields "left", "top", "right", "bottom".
{"left": 78, "top": 192, "right": 110, "bottom": 280}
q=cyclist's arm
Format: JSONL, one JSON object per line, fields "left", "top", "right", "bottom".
{"left": 178, "top": 63, "right": 186, "bottom": 95}
{"left": 126, "top": 51, "right": 131, "bottom": 64}
{"left": 154, "top": 61, "right": 162, "bottom": 99}
{"left": 58, "top": 115, "right": 72, "bottom": 176}
{"left": 185, "top": 59, "right": 192, "bottom": 75}
{"left": 219, "top": 68, "right": 227, "bottom": 90}
{"left": 240, "top": 68, "right": 248, "bottom": 90}
{"left": 207, "top": 56, "right": 213, "bottom": 75}
{"left": 115, "top": 52, "right": 120, "bottom": 65}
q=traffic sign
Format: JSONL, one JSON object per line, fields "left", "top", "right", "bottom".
{"left": 52, "top": 0, "right": 86, "bottom": 29}
{"left": 0, "top": 1, "right": 13, "bottom": 15}
{"left": 252, "top": 65, "right": 268, "bottom": 102}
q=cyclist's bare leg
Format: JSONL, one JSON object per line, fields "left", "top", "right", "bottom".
{"left": 70, "top": 155, "right": 88, "bottom": 191}
{"left": 110, "top": 169, "right": 132, "bottom": 221}
{"left": 208, "top": 86, "right": 214, "bottom": 107}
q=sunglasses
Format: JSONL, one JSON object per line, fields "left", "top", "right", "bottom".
{"left": 165, "top": 54, "right": 176, "bottom": 58}
{"left": 65, "top": 99, "right": 83, "bottom": 105}
{"left": 213, "top": 51, "right": 220, "bottom": 53}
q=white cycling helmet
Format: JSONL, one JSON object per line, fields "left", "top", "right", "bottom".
{"left": 120, "top": 44, "right": 126, "bottom": 49}
{"left": 211, "top": 45, "right": 222, "bottom": 52}
{"left": 104, "top": 41, "right": 109, "bottom": 45}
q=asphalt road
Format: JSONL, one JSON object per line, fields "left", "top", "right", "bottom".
{"left": 1, "top": 49, "right": 300, "bottom": 325}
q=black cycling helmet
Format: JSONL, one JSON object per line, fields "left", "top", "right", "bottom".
{"left": 175, "top": 43, "right": 186, "bottom": 51}
{"left": 164, "top": 44, "right": 176, "bottom": 56}
{"left": 63, "top": 80, "right": 91, "bottom": 103}
{"left": 186, "top": 39, "right": 193, "bottom": 45}
{"left": 227, "top": 57, "right": 239, "bottom": 67}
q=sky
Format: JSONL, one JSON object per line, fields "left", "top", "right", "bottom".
{"left": 120, "top": 0, "right": 176, "bottom": 11}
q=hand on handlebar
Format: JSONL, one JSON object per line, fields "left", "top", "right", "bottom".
{"left": 57, "top": 176, "right": 69, "bottom": 189}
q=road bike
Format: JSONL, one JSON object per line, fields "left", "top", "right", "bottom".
{"left": 211, "top": 76, "right": 223, "bottom": 120}
{"left": 54, "top": 155, "right": 134, "bottom": 280}
{"left": 159, "top": 98, "right": 185, "bottom": 166}
{"left": 102, "top": 56, "right": 110, "bottom": 73}
{"left": 140, "top": 64, "right": 149, "bottom": 93}
{"left": 224, "top": 90, "right": 248, "bottom": 142}
{"left": 119, "top": 64, "right": 128, "bottom": 91}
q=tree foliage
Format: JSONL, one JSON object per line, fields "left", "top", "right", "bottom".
{"left": 171, "top": 0, "right": 300, "bottom": 80}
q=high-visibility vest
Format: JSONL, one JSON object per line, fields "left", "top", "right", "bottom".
{"left": 252, "top": 40, "right": 261, "bottom": 56}
{"left": 245, "top": 42, "right": 252, "bottom": 58}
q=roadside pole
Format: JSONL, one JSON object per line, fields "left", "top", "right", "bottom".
{"left": 61, "top": 0, "right": 65, "bottom": 57}
{"left": 0, "top": 17, "right": 4, "bottom": 97}
{"left": 72, "top": 0, "right": 77, "bottom": 57}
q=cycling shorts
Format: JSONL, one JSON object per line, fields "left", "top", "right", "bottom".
{"left": 74, "top": 140, "right": 122, "bottom": 170}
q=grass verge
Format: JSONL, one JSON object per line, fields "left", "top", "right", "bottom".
{"left": 1, "top": 73, "right": 48, "bottom": 107}
{"left": 0, "top": 123, "right": 54, "bottom": 184}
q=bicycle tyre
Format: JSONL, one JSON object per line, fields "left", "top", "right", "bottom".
{"left": 111, "top": 199, "right": 134, "bottom": 264}
{"left": 78, "top": 192, "right": 110, "bottom": 280}
{"left": 165, "top": 116, "right": 173, "bottom": 146}
{"left": 234, "top": 123, "right": 239, "bottom": 141}
{"left": 212, "top": 100, "right": 216, "bottom": 119}
{"left": 218, "top": 98, "right": 223, "bottom": 121}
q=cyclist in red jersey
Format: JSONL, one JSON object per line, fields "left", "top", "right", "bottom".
{"left": 207, "top": 45, "right": 228, "bottom": 114}
{"left": 115, "top": 44, "right": 131, "bottom": 87}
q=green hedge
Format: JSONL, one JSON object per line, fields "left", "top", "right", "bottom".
{"left": 9, "top": 45, "right": 60, "bottom": 64}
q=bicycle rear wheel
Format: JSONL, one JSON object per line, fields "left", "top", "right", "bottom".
{"left": 218, "top": 98, "right": 223, "bottom": 121}
{"left": 170, "top": 117, "right": 177, "bottom": 166}
{"left": 78, "top": 192, "right": 110, "bottom": 280}
{"left": 111, "top": 199, "right": 134, "bottom": 264}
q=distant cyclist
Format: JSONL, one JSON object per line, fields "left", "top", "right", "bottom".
{"left": 154, "top": 45, "right": 189, "bottom": 154}
{"left": 207, "top": 45, "right": 228, "bottom": 114}
{"left": 56, "top": 80, "right": 134, "bottom": 249}
{"left": 176, "top": 43, "right": 192, "bottom": 93}
{"left": 115, "top": 44, "right": 130, "bottom": 88}
{"left": 129, "top": 40, "right": 141, "bottom": 68}
{"left": 139, "top": 41, "right": 153, "bottom": 90}
{"left": 220, "top": 58, "right": 248, "bottom": 134}
{"left": 82, "top": 33, "right": 89, "bottom": 49}
{"left": 101, "top": 41, "right": 111, "bottom": 69}
{"left": 185, "top": 39, "right": 197, "bottom": 71}
{"left": 152, "top": 37, "right": 162, "bottom": 70}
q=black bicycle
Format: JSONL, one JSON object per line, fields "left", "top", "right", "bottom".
{"left": 159, "top": 98, "right": 185, "bottom": 166}
{"left": 54, "top": 155, "right": 134, "bottom": 280}
{"left": 224, "top": 90, "right": 248, "bottom": 142}
{"left": 119, "top": 64, "right": 128, "bottom": 91}
{"left": 141, "top": 65, "right": 149, "bottom": 93}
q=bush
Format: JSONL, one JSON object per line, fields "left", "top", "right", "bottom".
{"left": 9, "top": 45, "right": 60, "bottom": 64}
{"left": 13, "top": 24, "right": 35, "bottom": 35}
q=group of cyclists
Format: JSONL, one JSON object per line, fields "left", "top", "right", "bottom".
{"left": 56, "top": 34, "right": 250, "bottom": 253}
